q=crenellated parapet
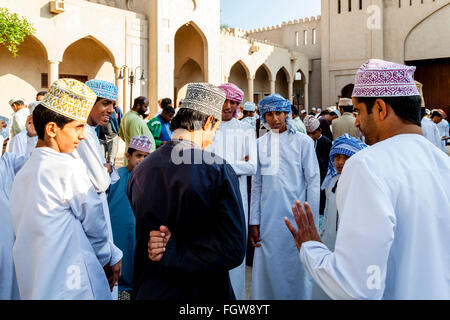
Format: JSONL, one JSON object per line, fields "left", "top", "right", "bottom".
{"left": 247, "top": 15, "right": 321, "bottom": 34}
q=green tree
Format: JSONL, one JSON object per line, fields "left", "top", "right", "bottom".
{"left": 0, "top": 7, "right": 35, "bottom": 57}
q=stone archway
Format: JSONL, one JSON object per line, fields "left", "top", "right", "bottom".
{"left": 60, "top": 37, "right": 116, "bottom": 83}
{"left": 254, "top": 65, "right": 271, "bottom": 104}
{"left": 275, "top": 68, "right": 290, "bottom": 99}
{"left": 293, "top": 69, "right": 306, "bottom": 109}
{"left": 0, "top": 36, "right": 48, "bottom": 116}
{"left": 174, "top": 21, "right": 207, "bottom": 104}
{"left": 228, "top": 61, "right": 250, "bottom": 102}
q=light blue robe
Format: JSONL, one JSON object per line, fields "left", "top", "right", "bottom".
{"left": 0, "top": 153, "right": 27, "bottom": 300}
{"left": 10, "top": 148, "right": 113, "bottom": 299}
{"left": 107, "top": 167, "right": 135, "bottom": 292}
{"left": 250, "top": 130, "right": 320, "bottom": 300}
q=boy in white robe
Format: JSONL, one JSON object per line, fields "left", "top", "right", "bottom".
{"left": 8, "top": 115, "right": 38, "bottom": 157}
{"left": 10, "top": 79, "right": 114, "bottom": 300}
{"left": 249, "top": 94, "right": 320, "bottom": 300}
{"left": 73, "top": 79, "right": 123, "bottom": 297}
{"left": 208, "top": 83, "right": 257, "bottom": 300}
{"left": 285, "top": 59, "right": 450, "bottom": 300}
{"left": 0, "top": 116, "right": 37, "bottom": 300}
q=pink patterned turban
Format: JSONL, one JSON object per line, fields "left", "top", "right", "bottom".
{"left": 218, "top": 83, "right": 244, "bottom": 105}
{"left": 129, "top": 135, "right": 152, "bottom": 153}
{"left": 352, "top": 59, "right": 420, "bottom": 98}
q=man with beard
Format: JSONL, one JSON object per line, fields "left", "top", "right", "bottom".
{"left": 119, "top": 96, "right": 156, "bottom": 164}
{"left": 285, "top": 59, "right": 450, "bottom": 300}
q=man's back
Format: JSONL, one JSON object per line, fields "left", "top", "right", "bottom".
{"left": 332, "top": 113, "right": 361, "bottom": 140}
{"left": 334, "top": 134, "right": 450, "bottom": 299}
{"left": 128, "top": 139, "right": 246, "bottom": 301}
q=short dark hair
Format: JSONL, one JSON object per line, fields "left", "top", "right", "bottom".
{"left": 37, "top": 91, "right": 47, "bottom": 97}
{"left": 33, "top": 104, "right": 74, "bottom": 140}
{"left": 161, "top": 98, "right": 172, "bottom": 108}
{"left": 170, "top": 108, "right": 219, "bottom": 132}
{"left": 341, "top": 105, "right": 354, "bottom": 113}
{"left": 355, "top": 96, "right": 422, "bottom": 126}
{"left": 163, "top": 106, "right": 176, "bottom": 115}
{"left": 133, "top": 96, "right": 148, "bottom": 108}
{"left": 292, "top": 105, "right": 299, "bottom": 116}
{"left": 320, "top": 110, "right": 330, "bottom": 116}
{"left": 127, "top": 147, "right": 137, "bottom": 156}
{"left": 431, "top": 111, "right": 443, "bottom": 119}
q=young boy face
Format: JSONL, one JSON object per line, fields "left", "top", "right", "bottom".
{"left": 126, "top": 150, "right": 149, "bottom": 170}
{"left": 307, "top": 128, "right": 322, "bottom": 141}
{"left": 89, "top": 98, "right": 115, "bottom": 126}
{"left": 334, "top": 153, "right": 350, "bottom": 174}
{"left": 53, "top": 120, "right": 86, "bottom": 154}
{"left": 264, "top": 111, "right": 287, "bottom": 132}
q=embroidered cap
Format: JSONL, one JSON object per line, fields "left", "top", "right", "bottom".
{"left": 218, "top": 83, "right": 244, "bottom": 105}
{"left": 181, "top": 83, "right": 226, "bottom": 120}
{"left": 41, "top": 78, "right": 97, "bottom": 123}
{"left": 86, "top": 79, "right": 118, "bottom": 101}
{"left": 129, "top": 135, "right": 152, "bottom": 153}
{"left": 352, "top": 59, "right": 420, "bottom": 98}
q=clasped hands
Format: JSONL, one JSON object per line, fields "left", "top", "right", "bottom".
{"left": 148, "top": 226, "right": 172, "bottom": 262}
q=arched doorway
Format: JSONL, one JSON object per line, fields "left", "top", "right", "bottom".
{"left": 254, "top": 65, "right": 270, "bottom": 104}
{"left": 293, "top": 69, "right": 306, "bottom": 110}
{"left": 174, "top": 22, "right": 207, "bottom": 105}
{"left": 228, "top": 61, "right": 249, "bottom": 102}
{"left": 275, "top": 68, "right": 289, "bottom": 99}
{"left": 341, "top": 84, "right": 354, "bottom": 99}
{"left": 0, "top": 36, "right": 48, "bottom": 116}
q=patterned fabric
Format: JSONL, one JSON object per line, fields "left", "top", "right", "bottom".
{"left": 86, "top": 79, "right": 118, "bottom": 101}
{"left": 258, "top": 94, "right": 296, "bottom": 134}
{"left": 129, "top": 135, "right": 152, "bottom": 153}
{"left": 181, "top": 83, "right": 226, "bottom": 120}
{"left": 304, "top": 115, "right": 320, "bottom": 133}
{"left": 321, "top": 134, "right": 368, "bottom": 190}
{"left": 352, "top": 59, "right": 420, "bottom": 98}
{"left": 338, "top": 98, "right": 353, "bottom": 107}
{"left": 243, "top": 102, "right": 256, "bottom": 112}
{"left": 218, "top": 83, "right": 244, "bottom": 105}
{"left": 41, "top": 78, "right": 97, "bottom": 123}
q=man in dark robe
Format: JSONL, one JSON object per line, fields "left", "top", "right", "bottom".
{"left": 128, "top": 83, "right": 246, "bottom": 301}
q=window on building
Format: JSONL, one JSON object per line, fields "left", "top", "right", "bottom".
{"left": 348, "top": 0, "right": 352, "bottom": 11}
{"left": 312, "top": 29, "right": 317, "bottom": 45}
{"left": 410, "top": 0, "right": 412, "bottom": 6}
{"left": 359, "top": 0, "right": 362, "bottom": 10}
{"left": 295, "top": 32, "right": 299, "bottom": 46}
{"left": 338, "top": 0, "right": 341, "bottom": 13}
{"left": 304, "top": 30, "right": 308, "bottom": 46}
{"left": 41, "top": 73, "right": 88, "bottom": 88}
{"left": 399, "top": 0, "right": 401, "bottom": 8}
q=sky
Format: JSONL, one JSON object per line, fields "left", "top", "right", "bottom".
{"left": 220, "top": 0, "right": 322, "bottom": 30}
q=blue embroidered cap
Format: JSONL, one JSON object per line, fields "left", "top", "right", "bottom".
{"left": 86, "top": 79, "right": 118, "bottom": 101}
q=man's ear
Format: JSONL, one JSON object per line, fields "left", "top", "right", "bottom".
{"left": 45, "top": 122, "right": 58, "bottom": 139}
{"left": 203, "top": 116, "right": 214, "bottom": 131}
{"left": 375, "top": 99, "right": 388, "bottom": 121}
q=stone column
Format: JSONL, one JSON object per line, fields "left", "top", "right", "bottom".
{"left": 304, "top": 81, "right": 309, "bottom": 113}
{"left": 48, "top": 60, "right": 60, "bottom": 86}
{"left": 114, "top": 66, "right": 124, "bottom": 112}
{"left": 288, "top": 80, "right": 294, "bottom": 104}
{"left": 248, "top": 77, "right": 254, "bottom": 103}
{"left": 270, "top": 80, "right": 275, "bottom": 94}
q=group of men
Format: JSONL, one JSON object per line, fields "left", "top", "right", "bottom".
{"left": 0, "top": 58, "right": 449, "bottom": 301}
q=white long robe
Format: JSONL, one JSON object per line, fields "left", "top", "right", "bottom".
{"left": 8, "top": 130, "right": 37, "bottom": 158}
{"left": 0, "top": 153, "right": 27, "bottom": 300}
{"left": 72, "top": 124, "right": 122, "bottom": 298}
{"left": 300, "top": 134, "right": 450, "bottom": 300}
{"left": 250, "top": 130, "right": 320, "bottom": 300}
{"left": 10, "top": 148, "right": 113, "bottom": 299}
{"left": 421, "top": 117, "right": 442, "bottom": 150}
{"left": 436, "top": 119, "right": 449, "bottom": 152}
{"left": 208, "top": 118, "right": 257, "bottom": 300}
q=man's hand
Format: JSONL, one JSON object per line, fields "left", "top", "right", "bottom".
{"left": 103, "top": 163, "right": 113, "bottom": 174}
{"left": 148, "top": 226, "right": 172, "bottom": 262}
{"left": 0, "top": 120, "right": 6, "bottom": 129}
{"left": 103, "top": 259, "right": 121, "bottom": 292}
{"left": 249, "top": 225, "right": 261, "bottom": 247}
{"left": 25, "top": 115, "right": 37, "bottom": 137}
{"left": 284, "top": 201, "right": 322, "bottom": 252}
